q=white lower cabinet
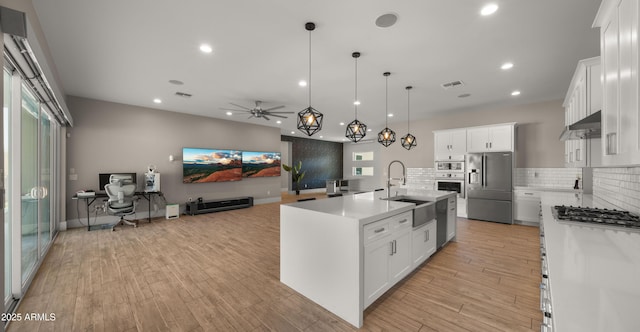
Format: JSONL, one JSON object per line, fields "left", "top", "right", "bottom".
{"left": 363, "top": 211, "right": 412, "bottom": 308}
{"left": 411, "top": 219, "right": 437, "bottom": 268}
{"left": 514, "top": 190, "right": 542, "bottom": 224}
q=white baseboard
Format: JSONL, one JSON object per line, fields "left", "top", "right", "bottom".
{"left": 254, "top": 197, "right": 282, "bottom": 205}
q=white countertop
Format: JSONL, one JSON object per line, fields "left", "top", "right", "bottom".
{"left": 515, "top": 186, "right": 583, "bottom": 193}
{"left": 285, "top": 189, "right": 455, "bottom": 224}
{"left": 540, "top": 192, "right": 640, "bottom": 332}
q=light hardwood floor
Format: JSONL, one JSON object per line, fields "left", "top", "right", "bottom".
{"left": 8, "top": 193, "right": 542, "bottom": 331}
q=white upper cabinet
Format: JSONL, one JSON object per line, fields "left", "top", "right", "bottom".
{"left": 434, "top": 129, "right": 467, "bottom": 160}
{"left": 563, "top": 57, "right": 602, "bottom": 167}
{"left": 594, "top": 0, "right": 640, "bottom": 166}
{"left": 466, "top": 123, "right": 515, "bottom": 152}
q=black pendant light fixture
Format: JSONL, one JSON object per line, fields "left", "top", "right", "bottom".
{"left": 346, "top": 52, "right": 367, "bottom": 142}
{"left": 401, "top": 86, "right": 417, "bottom": 150}
{"left": 377, "top": 72, "right": 396, "bottom": 147}
{"left": 297, "top": 22, "right": 323, "bottom": 136}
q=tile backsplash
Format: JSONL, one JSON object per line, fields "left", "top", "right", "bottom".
{"left": 593, "top": 167, "right": 640, "bottom": 215}
{"left": 405, "top": 168, "right": 436, "bottom": 190}
{"left": 515, "top": 168, "right": 583, "bottom": 189}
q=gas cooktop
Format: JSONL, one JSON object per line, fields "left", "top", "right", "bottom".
{"left": 553, "top": 205, "right": 640, "bottom": 230}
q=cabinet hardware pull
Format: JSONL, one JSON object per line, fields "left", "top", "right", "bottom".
{"left": 374, "top": 228, "right": 385, "bottom": 233}
{"left": 525, "top": 192, "right": 533, "bottom": 195}
{"left": 489, "top": 142, "right": 492, "bottom": 148}
{"left": 425, "top": 230, "right": 429, "bottom": 242}
{"left": 399, "top": 219, "right": 408, "bottom": 224}
{"left": 390, "top": 241, "right": 394, "bottom": 256}
{"left": 485, "top": 142, "right": 488, "bottom": 148}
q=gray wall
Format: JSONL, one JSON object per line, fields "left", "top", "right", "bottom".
{"left": 65, "top": 96, "right": 282, "bottom": 223}
{"left": 377, "top": 99, "right": 565, "bottom": 171}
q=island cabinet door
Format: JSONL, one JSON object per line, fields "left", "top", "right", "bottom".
{"left": 364, "top": 235, "right": 392, "bottom": 308}
{"left": 389, "top": 227, "right": 412, "bottom": 284}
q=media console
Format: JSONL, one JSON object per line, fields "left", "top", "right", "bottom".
{"left": 186, "top": 196, "right": 253, "bottom": 215}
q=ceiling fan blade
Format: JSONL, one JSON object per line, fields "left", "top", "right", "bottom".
{"left": 267, "top": 111, "right": 294, "bottom": 114}
{"left": 229, "top": 103, "right": 253, "bottom": 111}
{"left": 263, "top": 115, "right": 271, "bottom": 120}
{"left": 247, "top": 114, "right": 255, "bottom": 119}
{"left": 263, "top": 105, "right": 285, "bottom": 112}
{"left": 220, "top": 108, "right": 251, "bottom": 112}
{"left": 268, "top": 114, "right": 288, "bottom": 119}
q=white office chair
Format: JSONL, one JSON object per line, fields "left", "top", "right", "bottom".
{"left": 104, "top": 174, "right": 138, "bottom": 230}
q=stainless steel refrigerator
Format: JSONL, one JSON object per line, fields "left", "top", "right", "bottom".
{"left": 466, "top": 152, "right": 513, "bottom": 224}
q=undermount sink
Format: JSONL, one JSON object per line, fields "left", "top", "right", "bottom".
{"left": 383, "top": 195, "right": 433, "bottom": 206}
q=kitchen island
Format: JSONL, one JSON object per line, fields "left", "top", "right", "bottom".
{"left": 280, "top": 189, "right": 456, "bottom": 328}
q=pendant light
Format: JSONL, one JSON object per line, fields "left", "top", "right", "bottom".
{"left": 377, "top": 72, "right": 396, "bottom": 147}
{"left": 401, "top": 86, "right": 417, "bottom": 150}
{"left": 346, "top": 52, "right": 367, "bottom": 142}
{"left": 297, "top": 22, "right": 323, "bottom": 136}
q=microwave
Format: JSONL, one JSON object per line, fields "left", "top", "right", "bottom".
{"left": 435, "top": 161, "right": 464, "bottom": 172}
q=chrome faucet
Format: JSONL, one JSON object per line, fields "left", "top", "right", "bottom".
{"left": 387, "top": 160, "right": 406, "bottom": 198}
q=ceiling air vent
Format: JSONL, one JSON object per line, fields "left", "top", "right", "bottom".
{"left": 441, "top": 80, "right": 464, "bottom": 89}
{"left": 175, "top": 91, "right": 192, "bottom": 98}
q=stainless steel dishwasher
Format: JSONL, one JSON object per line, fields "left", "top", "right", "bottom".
{"left": 435, "top": 199, "right": 448, "bottom": 249}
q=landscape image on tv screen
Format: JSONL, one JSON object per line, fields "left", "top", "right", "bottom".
{"left": 242, "top": 151, "right": 281, "bottom": 178}
{"left": 183, "top": 148, "right": 242, "bottom": 183}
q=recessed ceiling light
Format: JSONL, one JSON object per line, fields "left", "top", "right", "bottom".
{"left": 168, "top": 79, "right": 184, "bottom": 85}
{"left": 226, "top": 111, "right": 232, "bottom": 116}
{"left": 276, "top": 120, "right": 282, "bottom": 124}
{"left": 153, "top": 98, "right": 162, "bottom": 104}
{"left": 298, "top": 80, "right": 307, "bottom": 87}
{"left": 353, "top": 100, "right": 361, "bottom": 106}
{"left": 501, "top": 62, "right": 514, "bottom": 70}
{"left": 511, "top": 90, "right": 521, "bottom": 96}
{"left": 481, "top": 3, "right": 499, "bottom": 16}
{"left": 367, "top": 128, "right": 372, "bottom": 132}
{"left": 375, "top": 13, "right": 398, "bottom": 28}
{"left": 320, "top": 135, "right": 323, "bottom": 138}
{"left": 291, "top": 131, "right": 295, "bottom": 134}
{"left": 199, "top": 44, "right": 213, "bottom": 53}
{"left": 388, "top": 113, "right": 394, "bottom": 117}
{"left": 339, "top": 122, "right": 345, "bottom": 126}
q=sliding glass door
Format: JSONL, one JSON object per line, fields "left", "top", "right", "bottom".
{"left": 20, "top": 85, "right": 39, "bottom": 283}
{"left": 3, "top": 68, "right": 12, "bottom": 307}
{"left": 3, "top": 67, "right": 59, "bottom": 308}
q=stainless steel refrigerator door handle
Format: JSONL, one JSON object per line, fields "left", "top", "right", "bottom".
{"left": 482, "top": 155, "right": 487, "bottom": 187}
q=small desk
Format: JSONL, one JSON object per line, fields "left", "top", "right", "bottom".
{"left": 72, "top": 191, "right": 164, "bottom": 231}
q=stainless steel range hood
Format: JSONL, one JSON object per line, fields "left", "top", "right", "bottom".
{"left": 559, "top": 111, "right": 601, "bottom": 141}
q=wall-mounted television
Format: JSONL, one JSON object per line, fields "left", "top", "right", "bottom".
{"left": 242, "top": 151, "right": 281, "bottom": 177}
{"left": 182, "top": 148, "right": 242, "bottom": 183}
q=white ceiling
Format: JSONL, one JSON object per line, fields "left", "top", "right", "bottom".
{"left": 32, "top": 0, "right": 602, "bottom": 142}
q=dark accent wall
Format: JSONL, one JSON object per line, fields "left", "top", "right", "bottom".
{"left": 281, "top": 135, "right": 343, "bottom": 190}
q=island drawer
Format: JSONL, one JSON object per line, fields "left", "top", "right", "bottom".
{"left": 364, "top": 220, "right": 391, "bottom": 244}
{"left": 389, "top": 211, "right": 413, "bottom": 231}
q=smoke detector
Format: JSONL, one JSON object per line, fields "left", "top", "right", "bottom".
{"left": 441, "top": 80, "right": 465, "bottom": 89}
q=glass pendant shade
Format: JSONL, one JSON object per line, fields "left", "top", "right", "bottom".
{"left": 401, "top": 133, "right": 417, "bottom": 150}
{"left": 346, "top": 119, "right": 367, "bottom": 142}
{"left": 378, "top": 127, "right": 396, "bottom": 146}
{"left": 297, "top": 106, "right": 323, "bottom": 136}
{"left": 297, "top": 22, "right": 323, "bottom": 136}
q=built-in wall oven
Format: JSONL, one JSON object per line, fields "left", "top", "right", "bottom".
{"left": 435, "top": 161, "right": 465, "bottom": 198}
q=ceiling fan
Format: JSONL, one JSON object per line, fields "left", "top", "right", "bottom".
{"left": 221, "top": 100, "right": 293, "bottom": 120}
